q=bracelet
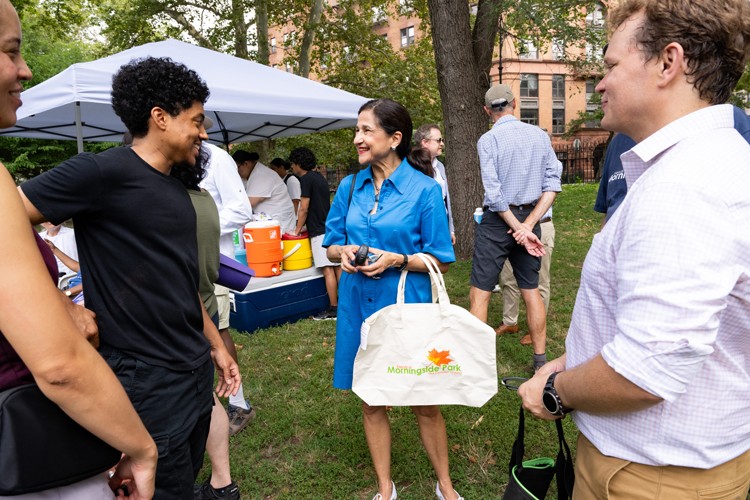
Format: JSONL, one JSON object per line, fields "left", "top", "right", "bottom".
{"left": 395, "top": 253, "right": 408, "bottom": 272}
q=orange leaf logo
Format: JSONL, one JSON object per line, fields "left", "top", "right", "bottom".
{"left": 427, "top": 348, "right": 453, "bottom": 366}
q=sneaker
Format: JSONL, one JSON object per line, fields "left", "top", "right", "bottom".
{"left": 194, "top": 480, "right": 240, "bottom": 500}
{"left": 312, "top": 307, "right": 337, "bottom": 321}
{"left": 372, "top": 480, "right": 397, "bottom": 500}
{"left": 435, "top": 482, "right": 464, "bottom": 500}
{"left": 227, "top": 404, "right": 256, "bottom": 436}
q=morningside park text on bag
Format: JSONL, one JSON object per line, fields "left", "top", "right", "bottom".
{"left": 352, "top": 253, "right": 498, "bottom": 407}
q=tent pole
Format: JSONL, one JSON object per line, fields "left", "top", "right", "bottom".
{"left": 75, "top": 101, "right": 83, "bottom": 153}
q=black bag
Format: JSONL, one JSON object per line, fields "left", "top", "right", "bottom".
{"left": 502, "top": 407, "right": 575, "bottom": 500}
{"left": 0, "top": 383, "right": 122, "bottom": 495}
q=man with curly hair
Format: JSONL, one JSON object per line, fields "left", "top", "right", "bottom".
{"left": 518, "top": 0, "right": 750, "bottom": 497}
{"left": 18, "top": 57, "right": 241, "bottom": 498}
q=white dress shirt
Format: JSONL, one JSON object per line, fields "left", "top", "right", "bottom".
{"left": 567, "top": 104, "right": 750, "bottom": 468}
{"left": 243, "top": 163, "right": 296, "bottom": 235}
{"left": 199, "top": 143, "right": 253, "bottom": 257}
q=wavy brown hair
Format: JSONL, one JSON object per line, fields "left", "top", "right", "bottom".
{"left": 608, "top": 0, "right": 750, "bottom": 104}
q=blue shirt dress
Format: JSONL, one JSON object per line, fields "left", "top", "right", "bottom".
{"left": 323, "top": 158, "right": 456, "bottom": 389}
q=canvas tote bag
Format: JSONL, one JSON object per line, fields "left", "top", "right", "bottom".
{"left": 352, "top": 253, "right": 498, "bottom": 407}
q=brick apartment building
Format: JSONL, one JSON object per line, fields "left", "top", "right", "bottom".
{"left": 268, "top": 1, "right": 609, "bottom": 181}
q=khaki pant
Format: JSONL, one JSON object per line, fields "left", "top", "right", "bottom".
{"left": 214, "top": 284, "right": 231, "bottom": 329}
{"left": 574, "top": 433, "right": 750, "bottom": 499}
{"left": 501, "top": 220, "right": 555, "bottom": 325}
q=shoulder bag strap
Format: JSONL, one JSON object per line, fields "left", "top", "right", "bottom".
{"left": 508, "top": 406, "right": 526, "bottom": 477}
{"left": 554, "top": 418, "right": 575, "bottom": 500}
{"left": 345, "top": 171, "right": 358, "bottom": 245}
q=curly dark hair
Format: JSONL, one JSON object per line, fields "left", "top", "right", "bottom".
{"left": 288, "top": 147, "right": 317, "bottom": 171}
{"left": 112, "top": 57, "right": 210, "bottom": 137}
{"left": 170, "top": 146, "right": 209, "bottom": 190}
{"left": 609, "top": 0, "right": 750, "bottom": 104}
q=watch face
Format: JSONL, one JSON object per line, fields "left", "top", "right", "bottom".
{"left": 543, "top": 391, "right": 560, "bottom": 415}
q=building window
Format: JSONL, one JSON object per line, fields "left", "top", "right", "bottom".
{"left": 586, "top": 78, "right": 600, "bottom": 112}
{"left": 398, "top": 0, "right": 414, "bottom": 14}
{"left": 586, "top": 42, "right": 603, "bottom": 62}
{"left": 519, "top": 40, "right": 538, "bottom": 60}
{"left": 520, "top": 109, "right": 539, "bottom": 125}
{"left": 372, "top": 6, "right": 387, "bottom": 23}
{"left": 400, "top": 26, "right": 415, "bottom": 47}
{"left": 552, "top": 39, "right": 565, "bottom": 60}
{"left": 270, "top": 37, "right": 276, "bottom": 54}
{"left": 586, "top": 5, "right": 604, "bottom": 27}
{"left": 520, "top": 74, "right": 539, "bottom": 98}
{"left": 552, "top": 75, "right": 565, "bottom": 99}
{"left": 552, "top": 108, "right": 565, "bottom": 134}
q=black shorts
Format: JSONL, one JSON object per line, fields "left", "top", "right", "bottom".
{"left": 469, "top": 208, "right": 542, "bottom": 291}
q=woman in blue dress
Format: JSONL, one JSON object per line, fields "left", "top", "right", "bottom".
{"left": 323, "top": 99, "right": 462, "bottom": 500}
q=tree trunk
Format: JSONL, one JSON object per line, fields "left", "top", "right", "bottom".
{"left": 254, "top": 0, "right": 269, "bottom": 64}
{"left": 298, "top": 0, "right": 324, "bottom": 78}
{"left": 426, "top": 0, "right": 500, "bottom": 259}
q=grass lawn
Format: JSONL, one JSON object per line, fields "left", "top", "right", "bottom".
{"left": 207, "top": 183, "right": 601, "bottom": 499}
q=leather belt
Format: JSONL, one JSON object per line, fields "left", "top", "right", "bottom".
{"left": 540, "top": 217, "right": 552, "bottom": 224}
{"left": 509, "top": 204, "right": 535, "bottom": 210}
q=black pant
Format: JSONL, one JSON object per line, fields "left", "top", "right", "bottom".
{"left": 101, "top": 347, "right": 213, "bottom": 499}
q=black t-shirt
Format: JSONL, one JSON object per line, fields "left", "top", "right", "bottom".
{"left": 21, "top": 147, "right": 209, "bottom": 370}
{"left": 299, "top": 170, "right": 330, "bottom": 238}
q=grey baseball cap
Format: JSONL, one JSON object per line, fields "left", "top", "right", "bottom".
{"left": 485, "top": 84, "right": 515, "bottom": 109}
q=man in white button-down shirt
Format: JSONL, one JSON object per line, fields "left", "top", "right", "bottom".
{"left": 518, "top": 0, "right": 750, "bottom": 497}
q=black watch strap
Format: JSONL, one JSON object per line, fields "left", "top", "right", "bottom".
{"left": 543, "top": 372, "right": 573, "bottom": 416}
{"left": 395, "top": 253, "right": 408, "bottom": 271}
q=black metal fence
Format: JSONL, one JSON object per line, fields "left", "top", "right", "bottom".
{"left": 323, "top": 139, "right": 609, "bottom": 192}
{"left": 553, "top": 140, "right": 608, "bottom": 184}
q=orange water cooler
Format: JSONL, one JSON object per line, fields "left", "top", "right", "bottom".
{"left": 243, "top": 222, "right": 283, "bottom": 277}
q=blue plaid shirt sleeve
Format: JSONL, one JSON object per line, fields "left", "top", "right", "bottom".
{"left": 478, "top": 134, "right": 509, "bottom": 212}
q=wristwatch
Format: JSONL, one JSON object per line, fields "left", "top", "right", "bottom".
{"left": 395, "top": 253, "right": 408, "bottom": 271}
{"left": 542, "top": 372, "right": 572, "bottom": 417}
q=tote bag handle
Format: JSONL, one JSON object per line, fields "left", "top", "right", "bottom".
{"left": 396, "top": 253, "right": 450, "bottom": 307}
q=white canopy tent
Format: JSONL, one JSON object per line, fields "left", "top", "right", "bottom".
{"left": 1, "top": 39, "right": 368, "bottom": 152}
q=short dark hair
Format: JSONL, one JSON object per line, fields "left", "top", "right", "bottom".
{"left": 232, "top": 150, "right": 258, "bottom": 164}
{"left": 111, "top": 57, "right": 210, "bottom": 137}
{"left": 358, "top": 99, "right": 413, "bottom": 160}
{"left": 288, "top": 147, "right": 317, "bottom": 171}
{"left": 269, "top": 157, "right": 290, "bottom": 170}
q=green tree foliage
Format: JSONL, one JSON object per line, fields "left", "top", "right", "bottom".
{"left": 0, "top": 0, "right": 104, "bottom": 183}
{"left": 730, "top": 63, "right": 750, "bottom": 109}
{"left": 271, "top": 0, "right": 441, "bottom": 167}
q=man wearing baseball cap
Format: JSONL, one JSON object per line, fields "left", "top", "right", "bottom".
{"left": 469, "top": 83, "right": 562, "bottom": 372}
